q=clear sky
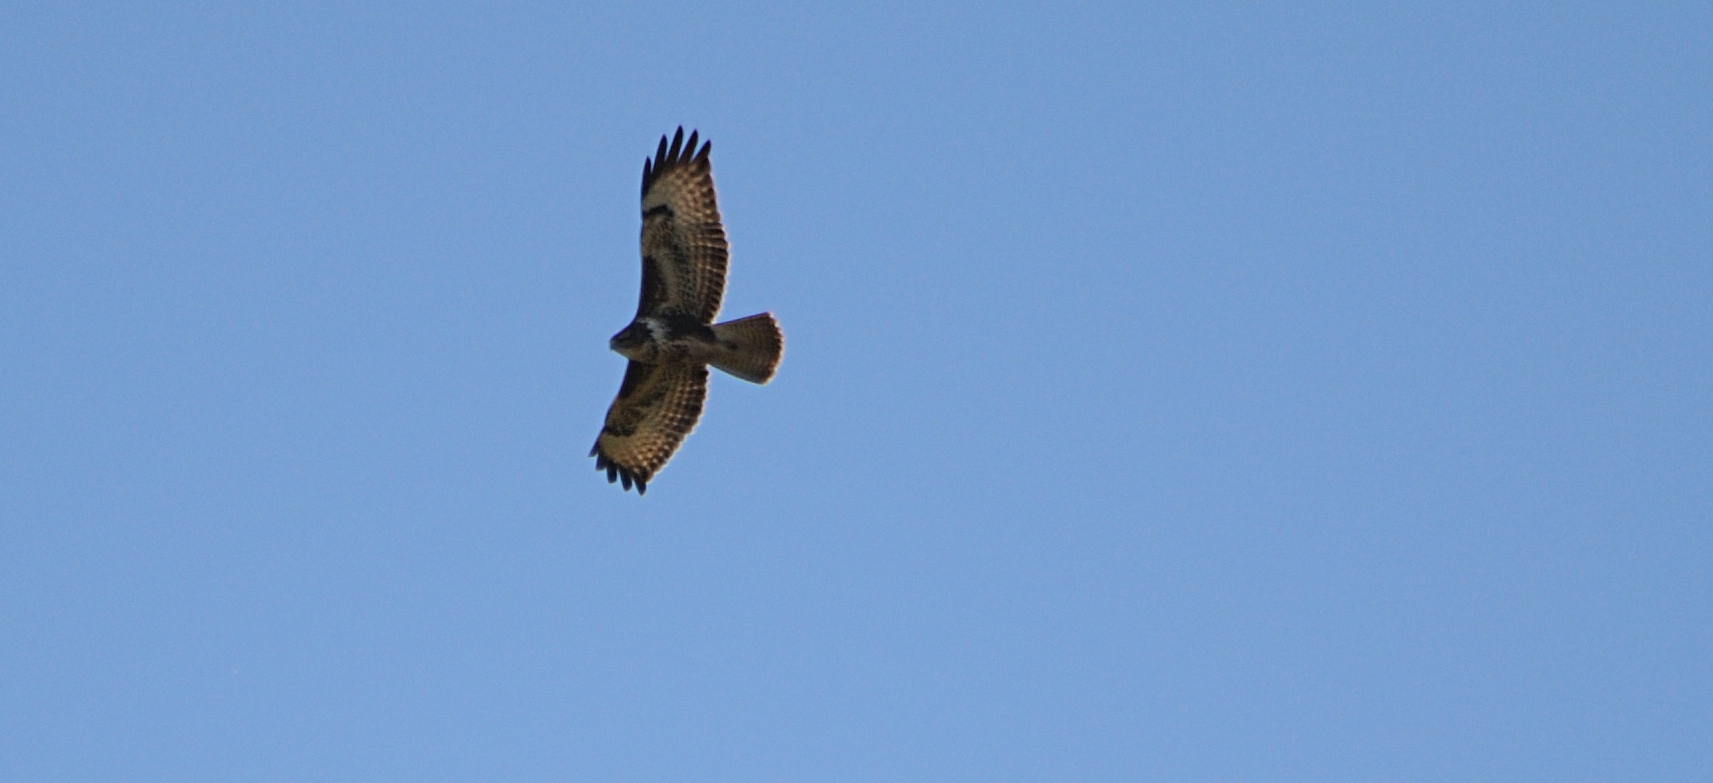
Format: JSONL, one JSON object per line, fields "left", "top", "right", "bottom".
{"left": 3, "top": 3, "right": 1709, "bottom": 781}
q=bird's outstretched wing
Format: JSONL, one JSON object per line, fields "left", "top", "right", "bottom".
{"left": 590, "top": 360, "right": 709, "bottom": 494}
{"left": 638, "top": 127, "right": 728, "bottom": 323}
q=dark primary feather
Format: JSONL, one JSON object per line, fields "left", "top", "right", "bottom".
{"left": 641, "top": 127, "right": 710, "bottom": 199}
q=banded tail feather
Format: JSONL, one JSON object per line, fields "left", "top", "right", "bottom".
{"left": 709, "top": 312, "right": 783, "bottom": 384}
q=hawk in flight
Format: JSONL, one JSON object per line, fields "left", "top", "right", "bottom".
{"left": 591, "top": 128, "right": 784, "bottom": 494}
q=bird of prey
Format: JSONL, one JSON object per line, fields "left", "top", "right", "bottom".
{"left": 591, "top": 128, "right": 783, "bottom": 494}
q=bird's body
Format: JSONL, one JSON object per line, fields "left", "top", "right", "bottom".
{"left": 610, "top": 312, "right": 781, "bottom": 382}
{"left": 591, "top": 128, "right": 783, "bottom": 494}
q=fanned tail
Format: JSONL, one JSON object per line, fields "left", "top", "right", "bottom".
{"left": 709, "top": 313, "right": 783, "bottom": 384}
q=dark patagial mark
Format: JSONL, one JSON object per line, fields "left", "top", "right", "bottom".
{"left": 637, "top": 257, "right": 667, "bottom": 314}
{"left": 614, "top": 360, "right": 651, "bottom": 399}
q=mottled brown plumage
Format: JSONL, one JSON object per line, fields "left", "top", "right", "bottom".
{"left": 591, "top": 129, "right": 783, "bottom": 495}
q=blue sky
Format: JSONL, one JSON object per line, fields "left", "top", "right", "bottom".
{"left": 3, "top": 3, "right": 1709, "bottom": 781}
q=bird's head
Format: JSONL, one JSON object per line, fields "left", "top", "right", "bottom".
{"left": 609, "top": 320, "right": 656, "bottom": 361}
